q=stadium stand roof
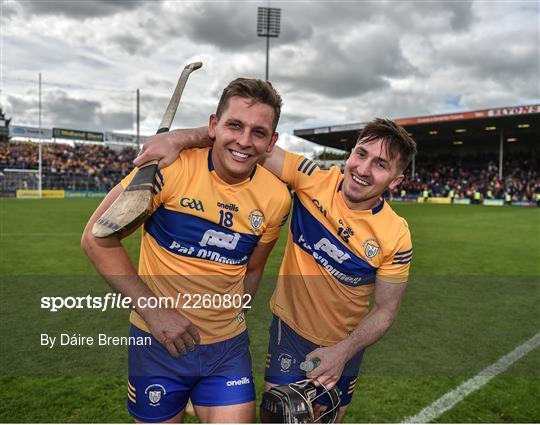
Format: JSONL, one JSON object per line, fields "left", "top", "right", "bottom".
{"left": 294, "top": 104, "right": 539, "bottom": 153}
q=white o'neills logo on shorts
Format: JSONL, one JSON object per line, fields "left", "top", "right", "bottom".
{"left": 226, "top": 377, "right": 251, "bottom": 386}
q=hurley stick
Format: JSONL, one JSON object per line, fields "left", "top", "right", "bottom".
{"left": 92, "top": 61, "right": 203, "bottom": 238}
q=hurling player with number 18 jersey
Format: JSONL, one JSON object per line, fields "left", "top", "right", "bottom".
{"left": 82, "top": 78, "right": 290, "bottom": 423}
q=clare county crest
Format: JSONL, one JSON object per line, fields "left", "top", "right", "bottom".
{"left": 362, "top": 238, "right": 380, "bottom": 259}
{"left": 145, "top": 384, "right": 166, "bottom": 406}
{"left": 248, "top": 209, "right": 265, "bottom": 232}
{"left": 278, "top": 353, "right": 295, "bottom": 372}
{"left": 149, "top": 390, "right": 161, "bottom": 405}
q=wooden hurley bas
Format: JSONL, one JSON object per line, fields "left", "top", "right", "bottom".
{"left": 92, "top": 62, "right": 203, "bottom": 238}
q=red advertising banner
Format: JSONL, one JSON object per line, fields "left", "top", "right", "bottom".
{"left": 395, "top": 104, "right": 539, "bottom": 126}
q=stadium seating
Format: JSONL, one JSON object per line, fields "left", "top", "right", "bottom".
{"left": 0, "top": 141, "right": 538, "bottom": 201}
{"left": 0, "top": 141, "right": 136, "bottom": 191}
{"left": 394, "top": 152, "right": 539, "bottom": 202}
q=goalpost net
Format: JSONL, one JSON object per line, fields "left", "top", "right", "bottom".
{"left": 2, "top": 168, "right": 40, "bottom": 198}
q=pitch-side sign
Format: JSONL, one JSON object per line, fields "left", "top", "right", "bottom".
{"left": 104, "top": 132, "right": 149, "bottom": 144}
{"left": 53, "top": 128, "right": 104, "bottom": 142}
{"left": 9, "top": 125, "right": 53, "bottom": 139}
{"left": 105, "top": 132, "right": 136, "bottom": 144}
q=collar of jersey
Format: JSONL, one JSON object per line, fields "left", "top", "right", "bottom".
{"left": 337, "top": 179, "right": 385, "bottom": 215}
{"left": 207, "top": 149, "right": 257, "bottom": 184}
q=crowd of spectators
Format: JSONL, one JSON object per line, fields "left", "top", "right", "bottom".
{"left": 394, "top": 152, "right": 539, "bottom": 203}
{"left": 0, "top": 141, "right": 137, "bottom": 191}
{"left": 0, "top": 140, "right": 538, "bottom": 203}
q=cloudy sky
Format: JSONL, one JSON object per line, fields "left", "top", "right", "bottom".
{"left": 1, "top": 0, "right": 539, "bottom": 152}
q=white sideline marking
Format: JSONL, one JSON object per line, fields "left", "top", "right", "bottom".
{"left": 403, "top": 332, "right": 540, "bottom": 423}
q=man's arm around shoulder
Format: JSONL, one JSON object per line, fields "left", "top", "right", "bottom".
{"left": 134, "top": 126, "right": 288, "bottom": 180}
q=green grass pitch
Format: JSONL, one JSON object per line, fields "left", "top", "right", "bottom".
{"left": 0, "top": 199, "right": 538, "bottom": 423}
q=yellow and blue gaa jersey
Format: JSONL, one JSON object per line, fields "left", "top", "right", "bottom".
{"left": 270, "top": 152, "right": 413, "bottom": 346}
{"left": 121, "top": 147, "right": 291, "bottom": 344}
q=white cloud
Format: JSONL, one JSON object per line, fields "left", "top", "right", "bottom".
{"left": 2, "top": 0, "right": 538, "bottom": 139}
{"left": 277, "top": 133, "right": 346, "bottom": 158}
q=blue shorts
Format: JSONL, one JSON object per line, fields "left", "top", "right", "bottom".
{"left": 264, "top": 315, "right": 363, "bottom": 406}
{"left": 127, "top": 325, "right": 255, "bottom": 423}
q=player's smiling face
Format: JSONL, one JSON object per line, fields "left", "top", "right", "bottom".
{"left": 342, "top": 138, "right": 404, "bottom": 210}
{"left": 209, "top": 96, "right": 278, "bottom": 184}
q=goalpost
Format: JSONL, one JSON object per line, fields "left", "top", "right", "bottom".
{"left": 2, "top": 168, "right": 41, "bottom": 198}
{"left": 2, "top": 168, "right": 64, "bottom": 199}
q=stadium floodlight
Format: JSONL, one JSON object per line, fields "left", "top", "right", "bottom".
{"left": 257, "top": 7, "right": 281, "bottom": 81}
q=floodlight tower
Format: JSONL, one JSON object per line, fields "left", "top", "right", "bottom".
{"left": 257, "top": 7, "right": 281, "bottom": 81}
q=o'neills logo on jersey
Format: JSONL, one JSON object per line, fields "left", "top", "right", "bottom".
{"left": 199, "top": 229, "right": 240, "bottom": 250}
{"left": 362, "top": 238, "right": 380, "bottom": 259}
{"left": 314, "top": 238, "right": 350, "bottom": 264}
{"left": 248, "top": 209, "right": 265, "bottom": 232}
{"left": 226, "top": 377, "right": 250, "bottom": 386}
{"left": 217, "top": 201, "right": 239, "bottom": 212}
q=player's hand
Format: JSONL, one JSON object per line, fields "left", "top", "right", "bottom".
{"left": 134, "top": 129, "right": 186, "bottom": 169}
{"left": 305, "top": 343, "right": 349, "bottom": 389}
{"left": 143, "top": 308, "right": 200, "bottom": 357}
